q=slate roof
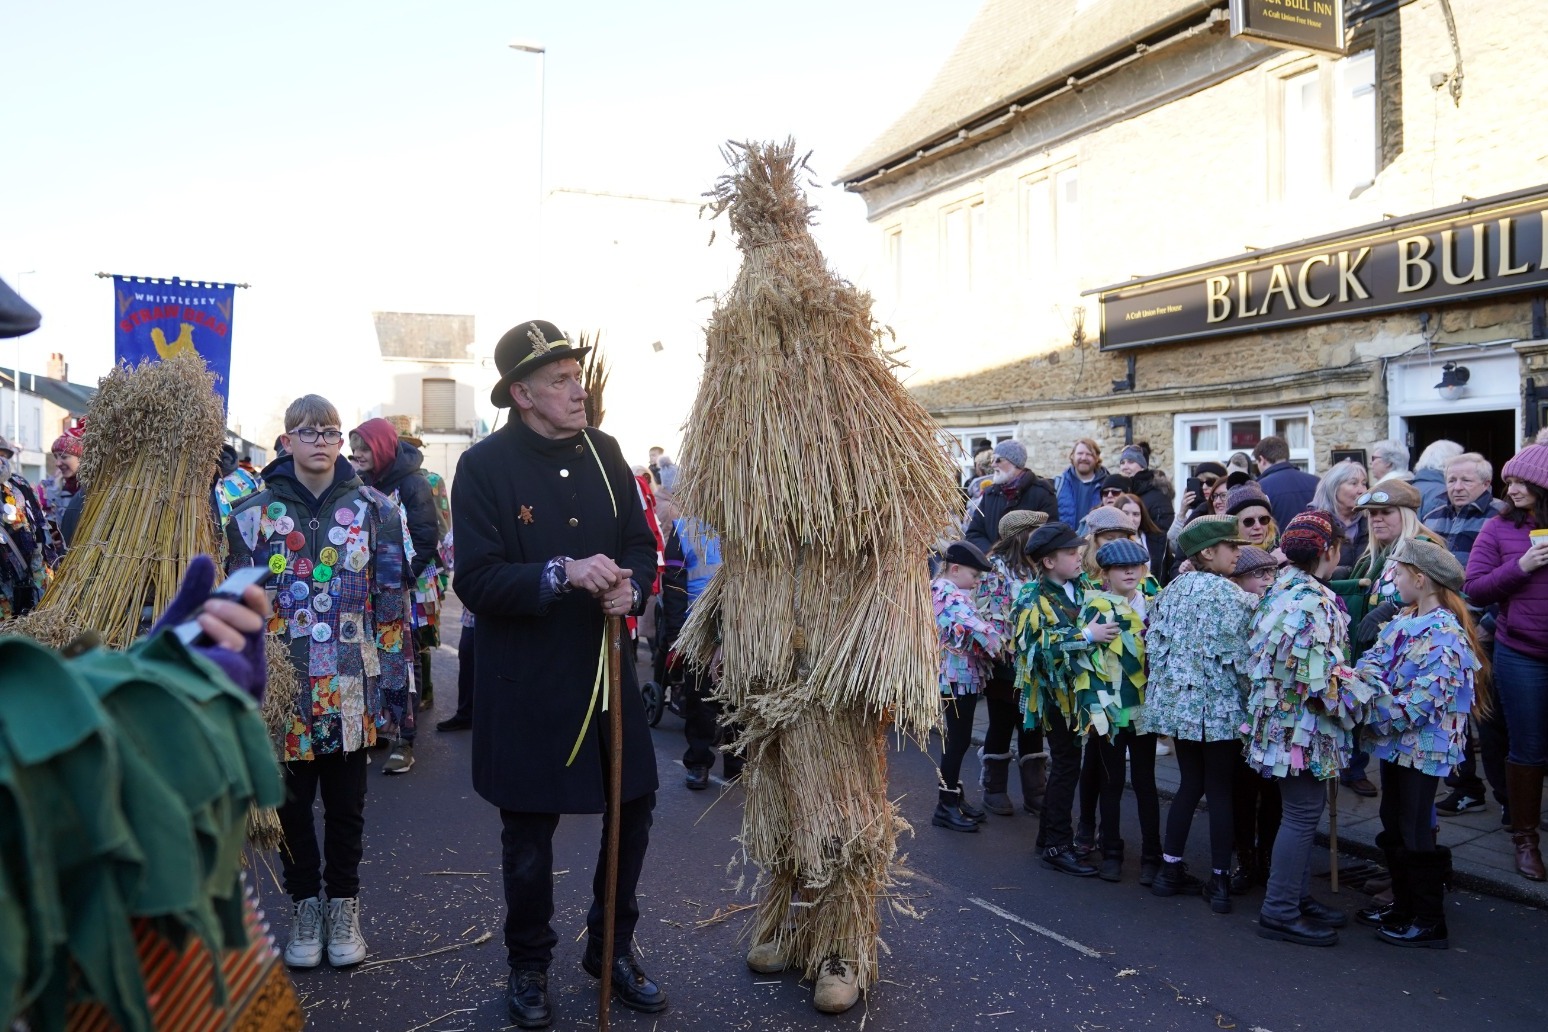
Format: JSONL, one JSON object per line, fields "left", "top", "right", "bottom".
{"left": 0, "top": 366, "right": 96, "bottom": 416}
{"left": 839, "top": 0, "right": 1218, "bottom": 183}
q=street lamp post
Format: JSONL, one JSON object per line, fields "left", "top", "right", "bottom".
{"left": 507, "top": 39, "right": 547, "bottom": 224}
{"left": 13, "top": 270, "right": 36, "bottom": 467}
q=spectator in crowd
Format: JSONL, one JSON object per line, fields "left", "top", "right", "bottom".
{"left": 1427, "top": 451, "right": 1507, "bottom": 818}
{"left": 1115, "top": 491, "right": 1172, "bottom": 585}
{"left": 1310, "top": 461, "right": 1369, "bottom": 577}
{"left": 656, "top": 453, "right": 679, "bottom": 492}
{"left": 1412, "top": 439, "right": 1463, "bottom": 517}
{"left": 1054, "top": 438, "right": 1108, "bottom": 528}
{"left": 1115, "top": 443, "right": 1175, "bottom": 533}
{"left": 1369, "top": 439, "right": 1412, "bottom": 486}
{"left": 966, "top": 448, "right": 995, "bottom": 498}
{"left": 648, "top": 445, "right": 665, "bottom": 484}
{"left": 1169, "top": 461, "right": 1228, "bottom": 548}
{"left": 1226, "top": 452, "right": 1253, "bottom": 481}
{"left": 1252, "top": 436, "right": 1320, "bottom": 530}
{"left": 1462, "top": 443, "right": 1548, "bottom": 883}
{"left": 965, "top": 439, "right": 1058, "bottom": 553}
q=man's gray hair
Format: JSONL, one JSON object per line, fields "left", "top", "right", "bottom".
{"left": 1414, "top": 439, "right": 1463, "bottom": 473}
{"left": 1370, "top": 438, "right": 1410, "bottom": 472}
{"left": 1446, "top": 451, "right": 1493, "bottom": 484}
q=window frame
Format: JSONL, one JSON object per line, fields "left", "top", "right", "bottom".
{"left": 939, "top": 195, "right": 986, "bottom": 299}
{"left": 1172, "top": 407, "right": 1316, "bottom": 489}
{"left": 940, "top": 424, "right": 1018, "bottom": 485}
{"left": 420, "top": 377, "right": 458, "bottom": 433}
{"left": 1269, "top": 47, "right": 1378, "bottom": 203}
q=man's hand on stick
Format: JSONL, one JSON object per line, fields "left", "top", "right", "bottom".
{"left": 566, "top": 555, "right": 631, "bottom": 596}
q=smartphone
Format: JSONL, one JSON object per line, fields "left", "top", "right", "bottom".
{"left": 172, "top": 565, "right": 273, "bottom": 645}
{"left": 1186, "top": 476, "right": 1203, "bottom": 498}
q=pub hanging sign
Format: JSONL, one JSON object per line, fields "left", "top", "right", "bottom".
{"left": 1094, "top": 186, "right": 1548, "bottom": 351}
{"left": 1230, "top": 0, "right": 1346, "bottom": 57}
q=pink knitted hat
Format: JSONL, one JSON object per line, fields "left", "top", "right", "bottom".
{"left": 1502, "top": 444, "right": 1548, "bottom": 492}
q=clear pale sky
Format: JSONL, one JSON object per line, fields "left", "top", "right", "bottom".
{"left": 1, "top": 0, "right": 976, "bottom": 450}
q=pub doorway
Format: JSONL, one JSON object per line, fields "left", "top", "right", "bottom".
{"left": 1405, "top": 409, "right": 1517, "bottom": 495}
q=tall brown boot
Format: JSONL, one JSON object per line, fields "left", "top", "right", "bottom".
{"left": 1506, "top": 762, "right": 1546, "bottom": 882}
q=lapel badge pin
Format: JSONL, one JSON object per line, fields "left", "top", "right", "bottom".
{"left": 519, "top": 505, "right": 534, "bottom": 525}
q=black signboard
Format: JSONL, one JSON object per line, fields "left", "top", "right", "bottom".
{"left": 1230, "top": 0, "right": 1346, "bottom": 56}
{"left": 1096, "top": 187, "right": 1548, "bottom": 351}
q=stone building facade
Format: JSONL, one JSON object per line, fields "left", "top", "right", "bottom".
{"left": 841, "top": 0, "right": 1548, "bottom": 490}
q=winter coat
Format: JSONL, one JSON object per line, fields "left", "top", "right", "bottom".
{"left": 1464, "top": 514, "right": 1548, "bottom": 662}
{"left": 224, "top": 456, "right": 415, "bottom": 761}
{"left": 1256, "top": 461, "right": 1320, "bottom": 530}
{"left": 1053, "top": 465, "right": 1108, "bottom": 528}
{"left": 1412, "top": 468, "right": 1449, "bottom": 519}
{"left": 1127, "top": 468, "right": 1176, "bottom": 533}
{"left": 453, "top": 419, "right": 659, "bottom": 814}
{"left": 366, "top": 439, "right": 438, "bottom": 581}
{"left": 965, "top": 469, "right": 1058, "bottom": 552}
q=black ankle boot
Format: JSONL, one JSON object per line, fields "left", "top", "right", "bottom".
{"left": 1151, "top": 860, "right": 1202, "bottom": 897}
{"left": 1204, "top": 871, "right": 1232, "bottom": 914}
{"left": 957, "top": 790, "right": 987, "bottom": 824}
{"left": 932, "top": 788, "right": 979, "bottom": 832}
{"left": 1230, "top": 849, "right": 1254, "bottom": 894}
{"left": 1377, "top": 847, "right": 1449, "bottom": 949}
{"left": 1098, "top": 842, "right": 1124, "bottom": 882}
{"left": 1138, "top": 855, "right": 1162, "bottom": 887}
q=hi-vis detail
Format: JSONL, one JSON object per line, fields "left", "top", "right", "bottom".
{"left": 1093, "top": 186, "right": 1548, "bottom": 351}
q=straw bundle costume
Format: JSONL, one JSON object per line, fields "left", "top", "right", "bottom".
{"left": 675, "top": 141, "right": 960, "bottom": 1009}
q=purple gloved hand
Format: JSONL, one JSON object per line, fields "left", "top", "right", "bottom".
{"left": 152, "top": 555, "right": 270, "bottom": 701}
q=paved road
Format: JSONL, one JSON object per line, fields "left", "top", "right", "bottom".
{"left": 275, "top": 646, "right": 1548, "bottom": 1031}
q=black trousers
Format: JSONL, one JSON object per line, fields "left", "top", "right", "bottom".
{"left": 278, "top": 749, "right": 368, "bottom": 902}
{"left": 1037, "top": 709, "right": 1081, "bottom": 851}
{"left": 1091, "top": 730, "right": 1161, "bottom": 856}
{"left": 939, "top": 693, "right": 979, "bottom": 789}
{"left": 1164, "top": 738, "right": 1239, "bottom": 872}
{"left": 982, "top": 680, "right": 1043, "bottom": 759}
{"left": 452, "top": 624, "right": 476, "bottom": 724}
{"left": 1232, "top": 755, "right": 1283, "bottom": 858}
{"left": 1379, "top": 760, "right": 1439, "bottom": 852}
{"left": 681, "top": 667, "right": 742, "bottom": 776}
{"left": 500, "top": 793, "right": 655, "bottom": 972}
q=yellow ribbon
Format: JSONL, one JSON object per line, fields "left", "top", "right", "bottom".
{"left": 564, "top": 430, "right": 622, "bottom": 767}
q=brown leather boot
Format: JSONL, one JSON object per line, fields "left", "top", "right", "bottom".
{"left": 1506, "top": 762, "right": 1546, "bottom": 882}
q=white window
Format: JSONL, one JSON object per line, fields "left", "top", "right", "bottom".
{"left": 421, "top": 378, "right": 457, "bottom": 432}
{"left": 1278, "top": 50, "right": 1377, "bottom": 201}
{"left": 941, "top": 198, "right": 985, "bottom": 298}
{"left": 1021, "top": 165, "right": 1080, "bottom": 287}
{"left": 940, "top": 424, "right": 1017, "bottom": 485}
{"left": 885, "top": 226, "right": 903, "bottom": 304}
{"left": 1174, "top": 408, "right": 1315, "bottom": 488}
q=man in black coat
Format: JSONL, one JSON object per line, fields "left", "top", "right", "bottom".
{"left": 964, "top": 439, "right": 1058, "bottom": 551}
{"left": 453, "top": 320, "right": 666, "bottom": 1029}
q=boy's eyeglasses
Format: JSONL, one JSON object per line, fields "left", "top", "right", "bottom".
{"left": 291, "top": 428, "right": 344, "bottom": 445}
{"left": 1238, "top": 515, "right": 1271, "bottom": 528}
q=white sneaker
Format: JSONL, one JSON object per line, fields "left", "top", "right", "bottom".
{"left": 325, "top": 896, "right": 368, "bottom": 967}
{"left": 813, "top": 955, "right": 859, "bottom": 1014}
{"left": 746, "top": 941, "right": 788, "bottom": 973}
{"left": 1156, "top": 736, "right": 1173, "bottom": 757}
{"left": 283, "top": 895, "right": 326, "bottom": 968}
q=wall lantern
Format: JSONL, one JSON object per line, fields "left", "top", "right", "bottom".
{"left": 1435, "top": 361, "right": 1470, "bottom": 401}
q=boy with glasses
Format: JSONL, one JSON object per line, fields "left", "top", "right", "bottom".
{"left": 224, "top": 395, "right": 416, "bottom": 970}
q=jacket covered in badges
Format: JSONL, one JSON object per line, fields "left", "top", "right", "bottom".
{"left": 1136, "top": 571, "right": 1255, "bottom": 743}
{"left": 224, "top": 456, "right": 415, "bottom": 762}
{"left": 453, "top": 420, "right": 658, "bottom": 815}
{"left": 1353, "top": 606, "right": 1479, "bottom": 777}
{"left": 0, "top": 474, "right": 59, "bottom": 619}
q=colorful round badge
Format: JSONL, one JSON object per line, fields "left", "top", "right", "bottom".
{"left": 334, "top": 507, "right": 354, "bottom": 527}
{"left": 274, "top": 516, "right": 295, "bottom": 536}
{"left": 294, "top": 558, "right": 315, "bottom": 579}
{"left": 285, "top": 531, "right": 306, "bottom": 552}
{"left": 313, "top": 563, "right": 334, "bottom": 583}
{"left": 312, "top": 593, "right": 333, "bottom": 614}
{"left": 294, "top": 608, "right": 314, "bottom": 630}
{"left": 266, "top": 502, "right": 286, "bottom": 520}
{"left": 289, "top": 581, "right": 310, "bottom": 602}
{"left": 276, "top": 592, "right": 294, "bottom": 610}
{"left": 328, "top": 526, "right": 348, "bottom": 546}
{"left": 2, "top": 505, "right": 15, "bottom": 521}
{"left": 311, "top": 623, "right": 332, "bottom": 643}
{"left": 267, "top": 554, "right": 288, "bottom": 575}
{"left": 318, "top": 546, "right": 339, "bottom": 567}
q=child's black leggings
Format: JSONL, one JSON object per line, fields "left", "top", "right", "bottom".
{"left": 939, "top": 693, "right": 980, "bottom": 790}
{"left": 1163, "top": 738, "right": 1239, "bottom": 872}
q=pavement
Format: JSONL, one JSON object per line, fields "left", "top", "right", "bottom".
{"left": 269, "top": 623, "right": 1548, "bottom": 1032}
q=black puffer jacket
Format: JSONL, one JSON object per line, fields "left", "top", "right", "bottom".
{"left": 1128, "top": 469, "right": 1176, "bottom": 534}
{"left": 965, "top": 469, "right": 1059, "bottom": 552}
{"left": 372, "top": 442, "right": 438, "bottom": 579}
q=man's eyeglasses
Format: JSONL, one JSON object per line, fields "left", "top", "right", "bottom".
{"left": 1239, "top": 515, "right": 1271, "bottom": 528}
{"left": 291, "top": 428, "right": 344, "bottom": 445}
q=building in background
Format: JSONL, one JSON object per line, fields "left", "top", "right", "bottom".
{"left": 367, "top": 311, "right": 484, "bottom": 490}
{"left": 0, "top": 352, "right": 94, "bottom": 481}
{"left": 842, "top": 0, "right": 1548, "bottom": 490}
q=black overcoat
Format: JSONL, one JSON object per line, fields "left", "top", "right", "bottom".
{"left": 453, "top": 419, "right": 658, "bottom": 814}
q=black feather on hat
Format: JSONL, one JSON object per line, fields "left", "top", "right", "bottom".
{"left": 489, "top": 319, "right": 592, "bottom": 408}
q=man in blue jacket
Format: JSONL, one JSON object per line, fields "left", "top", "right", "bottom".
{"left": 1251, "top": 436, "right": 1319, "bottom": 529}
{"left": 1052, "top": 438, "right": 1108, "bottom": 529}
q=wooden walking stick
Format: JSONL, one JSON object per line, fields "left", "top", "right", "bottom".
{"left": 599, "top": 614, "right": 624, "bottom": 1031}
{"left": 1328, "top": 779, "right": 1340, "bottom": 893}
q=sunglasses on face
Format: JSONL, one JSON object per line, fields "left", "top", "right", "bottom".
{"left": 1101, "top": 487, "right": 1124, "bottom": 496}
{"left": 1199, "top": 476, "right": 1219, "bottom": 487}
{"left": 1239, "top": 515, "right": 1271, "bottom": 528}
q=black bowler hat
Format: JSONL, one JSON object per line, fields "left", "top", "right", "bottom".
{"left": 1024, "top": 521, "right": 1086, "bottom": 561}
{"left": 941, "top": 540, "right": 993, "bottom": 573}
{"left": 489, "top": 319, "right": 592, "bottom": 408}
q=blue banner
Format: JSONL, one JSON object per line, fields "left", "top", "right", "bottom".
{"left": 112, "top": 276, "right": 236, "bottom": 409}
